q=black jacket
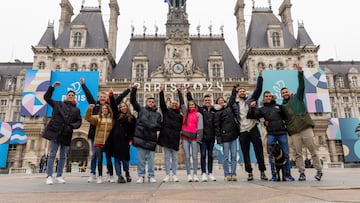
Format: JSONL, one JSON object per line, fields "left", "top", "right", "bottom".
{"left": 214, "top": 87, "right": 239, "bottom": 143}
{"left": 130, "top": 88, "right": 162, "bottom": 151}
{"left": 186, "top": 92, "right": 216, "bottom": 142}
{"left": 248, "top": 100, "right": 287, "bottom": 135}
{"left": 106, "top": 94, "right": 136, "bottom": 161}
{"left": 157, "top": 90, "right": 183, "bottom": 151}
{"left": 43, "top": 86, "right": 82, "bottom": 146}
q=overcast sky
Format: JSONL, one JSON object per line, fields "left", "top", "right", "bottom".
{"left": 1, "top": 0, "right": 359, "bottom": 63}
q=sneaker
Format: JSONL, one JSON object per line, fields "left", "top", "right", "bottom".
{"left": 247, "top": 173, "right": 254, "bottom": 181}
{"left": 106, "top": 173, "right": 111, "bottom": 182}
{"left": 201, "top": 173, "right": 208, "bottom": 182}
{"left": 118, "top": 176, "right": 126, "bottom": 184}
{"left": 149, "top": 177, "right": 157, "bottom": 183}
{"left": 225, "top": 176, "right": 232, "bottom": 181}
{"left": 125, "top": 173, "right": 132, "bottom": 183}
{"left": 314, "top": 171, "right": 323, "bottom": 181}
{"left": 46, "top": 176, "right": 54, "bottom": 185}
{"left": 173, "top": 175, "right": 179, "bottom": 182}
{"left": 97, "top": 176, "right": 103, "bottom": 184}
{"left": 163, "top": 175, "right": 170, "bottom": 182}
{"left": 187, "top": 174, "right": 193, "bottom": 182}
{"left": 55, "top": 176, "right": 66, "bottom": 184}
{"left": 231, "top": 175, "right": 237, "bottom": 181}
{"left": 270, "top": 175, "right": 278, "bottom": 181}
{"left": 208, "top": 173, "right": 216, "bottom": 181}
{"left": 109, "top": 175, "right": 116, "bottom": 183}
{"left": 87, "top": 173, "right": 96, "bottom": 183}
{"left": 136, "top": 176, "right": 144, "bottom": 184}
{"left": 260, "top": 172, "right": 268, "bottom": 181}
{"left": 298, "top": 173, "right": 306, "bottom": 181}
{"left": 193, "top": 175, "right": 199, "bottom": 182}
{"left": 285, "top": 175, "right": 295, "bottom": 181}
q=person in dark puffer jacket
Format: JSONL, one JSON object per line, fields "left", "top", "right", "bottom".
{"left": 130, "top": 84, "right": 162, "bottom": 184}
{"left": 248, "top": 91, "right": 295, "bottom": 181}
{"left": 43, "top": 81, "right": 82, "bottom": 185}
{"left": 214, "top": 86, "right": 238, "bottom": 182}
{"left": 157, "top": 85, "right": 183, "bottom": 182}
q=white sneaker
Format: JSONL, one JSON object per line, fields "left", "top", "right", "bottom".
{"left": 193, "top": 175, "right": 199, "bottom": 182}
{"left": 136, "top": 177, "right": 144, "bottom": 184}
{"left": 163, "top": 175, "right": 170, "bottom": 182}
{"left": 187, "top": 174, "right": 193, "bottom": 182}
{"left": 201, "top": 173, "right": 208, "bottom": 182}
{"left": 109, "top": 175, "right": 115, "bottom": 183}
{"left": 46, "top": 176, "right": 54, "bottom": 185}
{"left": 87, "top": 174, "right": 96, "bottom": 183}
{"left": 97, "top": 176, "right": 103, "bottom": 184}
{"left": 149, "top": 177, "right": 157, "bottom": 183}
{"left": 55, "top": 176, "right": 66, "bottom": 184}
{"left": 208, "top": 173, "right": 216, "bottom": 181}
{"left": 106, "top": 174, "right": 111, "bottom": 182}
{"left": 173, "top": 175, "right": 179, "bottom": 182}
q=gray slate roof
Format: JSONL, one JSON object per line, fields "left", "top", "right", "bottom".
{"left": 55, "top": 7, "right": 108, "bottom": 49}
{"left": 296, "top": 23, "right": 314, "bottom": 46}
{"left": 246, "top": 9, "right": 297, "bottom": 48}
{"left": 0, "top": 62, "right": 32, "bottom": 90}
{"left": 320, "top": 61, "right": 360, "bottom": 89}
{"left": 38, "top": 24, "right": 56, "bottom": 47}
{"left": 111, "top": 36, "right": 243, "bottom": 79}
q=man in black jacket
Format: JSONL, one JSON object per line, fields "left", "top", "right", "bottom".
{"left": 131, "top": 85, "right": 162, "bottom": 183}
{"left": 248, "top": 91, "right": 295, "bottom": 181}
{"left": 186, "top": 88, "right": 216, "bottom": 182}
{"left": 43, "top": 81, "right": 82, "bottom": 185}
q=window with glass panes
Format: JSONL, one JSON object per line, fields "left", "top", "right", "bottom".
{"left": 73, "top": 32, "right": 82, "bottom": 47}
{"left": 344, "top": 107, "right": 351, "bottom": 118}
{"left": 272, "top": 32, "right": 280, "bottom": 47}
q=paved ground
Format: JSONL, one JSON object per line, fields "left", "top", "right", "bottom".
{"left": 0, "top": 167, "right": 359, "bottom": 203}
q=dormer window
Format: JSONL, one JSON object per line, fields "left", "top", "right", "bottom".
{"left": 73, "top": 32, "right": 82, "bottom": 47}
{"left": 212, "top": 64, "right": 221, "bottom": 78}
{"left": 336, "top": 76, "right": 344, "bottom": 88}
{"left": 352, "top": 76, "right": 358, "bottom": 87}
{"left": 272, "top": 32, "right": 280, "bottom": 47}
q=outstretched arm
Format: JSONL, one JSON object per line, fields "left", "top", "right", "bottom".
{"left": 109, "top": 89, "right": 119, "bottom": 119}
{"left": 159, "top": 85, "right": 168, "bottom": 113}
{"left": 295, "top": 64, "right": 305, "bottom": 101}
{"left": 130, "top": 85, "right": 141, "bottom": 112}
{"left": 44, "top": 81, "right": 60, "bottom": 107}
{"left": 115, "top": 84, "right": 131, "bottom": 105}
{"left": 80, "top": 77, "right": 96, "bottom": 104}
{"left": 247, "top": 66, "right": 263, "bottom": 103}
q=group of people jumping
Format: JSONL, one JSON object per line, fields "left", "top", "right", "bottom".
{"left": 42, "top": 64, "right": 323, "bottom": 185}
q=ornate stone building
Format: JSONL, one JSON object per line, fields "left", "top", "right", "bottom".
{"left": 1, "top": 0, "right": 359, "bottom": 172}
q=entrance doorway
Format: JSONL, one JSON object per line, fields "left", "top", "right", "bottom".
{"left": 66, "top": 137, "right": 89, "bottom": 172}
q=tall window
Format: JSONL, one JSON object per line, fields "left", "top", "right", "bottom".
{"left": 357, "top": 96, "right": 360, "bottom": 103}
{"left": 90, "top": 63, "right": 98, "bottom": 71}
{"left": 352, "top": 76, "right": 358, "bottom": 87}
{"left": 5, "top": 78, "right": 13, "bottom": 90}
{"left": 337, "top": 77, "right": 344, "bottom": 88}
{"left": 19, "top": 78, "right": 25, "bottom": 90}
{"left": 0, "top": 112, "right": 5, "bottom": 121}
{"left": 73, "top": 32, "right": 82, "bottom": 47}
{"left": 13, "top": 111, "right": 21, "bottom": 122}
{"left": 276, "top": 62, "right": 284, "bottom": 70}
{"left": 344, "top": 107, "right": 351, "bottom": 118}
{"left": 331, "top": 108, "right": 337, "bottom": 118}
{"left": 307, "top": 60, "right": 314, "bottom": 68}
{"left": 212, "top": 64, "right": 221, "bottom": 78}
{"left": 38, "top": 62, "right": 45, "bottom": 69}
{"left": 1, "top": 99, "right": 7, "bottom": 106}
{"left": 70, "top": 63, "right": 78, "bottom": 71}
{"left": 135, "top": 64, "right": 145, "bottom": 80}
{"left": 330, "top": 96, "right": 335, "bottom": 103}
{"left": 272, "top": 32, "right": 280, "bottom": 47}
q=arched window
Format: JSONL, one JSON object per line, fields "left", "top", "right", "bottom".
{"left": 70, "top": 63, "right": 78, "bottom": 71}
{"left": 276, "top": 62, "right": 284, "bottom": 70}
{"left": 90, "top": 63, "right": 98, "bottom": 71}
{"left": 55, "top": 65, "right": 61, "bottom": 71}
{"left": 257, "top": 62, "right": 265, "bottom": 69}
{"left": 39, "top": 61, "right": 45, "bottom": 69}
{"left": 352, "top": 76, "right": 358, "bottom": 87}
{"left": 272, "top": 32, "right": 280, "bottom": 47}
{"left": 73, "top": 32, "right": 82, "bottom": 47}
{"left": 307, "top": 60, "right": 314, "bottom": 68}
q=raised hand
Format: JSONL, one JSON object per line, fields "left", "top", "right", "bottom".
{"left": 53, "top": 81, "right": 61, "bottom": 87}
{"left": 80, "top": 77, "right": 85, "bottom": 84}
{"left": 257, "top": 65, "right": 263, "bottom": 76}
{"left": 295, "top": 64, "right": 303, "bottom": 72}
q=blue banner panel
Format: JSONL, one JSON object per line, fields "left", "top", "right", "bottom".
{"left": 46, "top": 71, "right": 99, "bottom": 116}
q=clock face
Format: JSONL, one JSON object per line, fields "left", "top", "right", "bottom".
{"left": 172, "top": 63, "right": 184, "bottom": 74}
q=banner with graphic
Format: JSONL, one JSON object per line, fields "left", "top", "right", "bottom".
{"left": 21, "top": 70, "right": 51, "bottom": 116}
{"left": 326, "top": 118, "right": 360, "bottom": 162}
{"left": 0, "top": 122, "right": 27, "bottom": 168}
{"left": 46, "top": 71, "right": 99, "bottom": 116}
{"left": 259, "top": 67, "right": 331, "bottom": 113}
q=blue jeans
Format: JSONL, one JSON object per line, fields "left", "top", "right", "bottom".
{"left": 46, "top": 139, "right": 69, "bottom": 177}
{"left": 90, "top": 139, "right": 96, "bottom": 174}
{"left": 267, "top": 134, "right": 291, "bottom": 176}
{"left": 200, "top": 141, "right": 214, "bottom": 174}
{"left": 222, "top": 139, "right": 237, "bottom": 176}
{"left": 164, "top": 147, "right": 178, "bottom": 176}
{"left": 137, "top": 147, "right": 155, "bottom": 178}
{"left": 182, "top": 139, "right": 198, "bottom": 175}
{"left": 114, "top": 159, "right": 129, "bottom": 177}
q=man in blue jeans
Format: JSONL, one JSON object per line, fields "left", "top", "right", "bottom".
{"left": 248, "top": 91, "right": 295, "bottom": 181}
